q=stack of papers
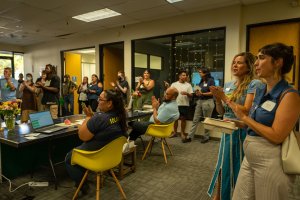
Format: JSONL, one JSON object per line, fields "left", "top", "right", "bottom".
{"left": 203, "top": 117, "right": 238, "bottom": 134}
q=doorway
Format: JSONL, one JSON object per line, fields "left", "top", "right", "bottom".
{"left": 62, "top": 47, "right": 96, "bottom": 114}
{"left": 99, "top": 42, "right": 124, "bottom": 90}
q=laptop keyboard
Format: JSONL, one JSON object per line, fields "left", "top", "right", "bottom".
{"left": 37, "top": 125, "right": 64, "bottom": 132}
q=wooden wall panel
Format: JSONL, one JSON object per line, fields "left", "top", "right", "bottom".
{"left": 65, "top": 52, "right": 81, "bottom": 114}
{"left": 103, "top": 47, "right": 124, "bottom": 90}
{"left": 249, "top": 22, "right": 299, "bottom": 89}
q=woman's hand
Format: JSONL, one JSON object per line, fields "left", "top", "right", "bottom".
{"left": 210, "top": 86, "right": 227, "bottom": 102}
{"left": 227, "top": 101, "right": 247, "bottom": 121}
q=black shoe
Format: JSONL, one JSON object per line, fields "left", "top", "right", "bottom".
{"left": 182, "top": 138, "right": 191, "bottom": 143}
{"left": 201, "top": 138, "right": 209, "bottom": 143}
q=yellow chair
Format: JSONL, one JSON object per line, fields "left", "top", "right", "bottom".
{"left": 71, "top": 136, "right": 127, "bottom": 200}
{"left": 142, "top": 122, "right": 174, "bottom": 164}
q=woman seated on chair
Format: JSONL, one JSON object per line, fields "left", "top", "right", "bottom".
{"left": 65, "top": 89, "right": 127, "bottom": 194}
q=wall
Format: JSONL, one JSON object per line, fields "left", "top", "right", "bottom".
{"left": 19, "top": 1, "right": 300, "bottom": 138}
{"left": 0, "top": 43, "right": 24, "bottom": 52}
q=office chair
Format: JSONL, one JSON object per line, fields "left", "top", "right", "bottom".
{"left": 71, "top": 136, "right": 127, "bottom": 200}
{"left": 142, "top": 122, "right": 174, "bottom": 164}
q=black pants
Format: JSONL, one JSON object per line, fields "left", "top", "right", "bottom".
{"left": 128, "top": 121, "right": 153, "bottom": 140}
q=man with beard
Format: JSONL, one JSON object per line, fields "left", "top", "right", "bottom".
{"left": 110, "top": 70, "right": 129, "bottom": 105}
{"left": 129, "top": 87, "right": 179, "bottom": 141}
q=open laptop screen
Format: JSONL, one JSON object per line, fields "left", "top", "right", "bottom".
{"left": 29, "top": 111, "right": 54, "bottom": 129}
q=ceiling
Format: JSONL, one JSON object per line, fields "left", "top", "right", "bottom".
{"left": 0, "top": 0, "right": 271, "bottom": 47}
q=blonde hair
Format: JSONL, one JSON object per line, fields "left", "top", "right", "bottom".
{"left": 230, "top": 52, "right": 256, "bottom": 102}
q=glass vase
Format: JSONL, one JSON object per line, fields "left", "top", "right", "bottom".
{"left": 4, "top": 115, "right": 15, "bottom": 131}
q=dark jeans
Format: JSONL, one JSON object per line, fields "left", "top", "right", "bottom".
{"left": 129, "top": 121, "right": 153, "bottom": 140}
{"left": 65, "top": 151, "right": 85, "bottom": 186}
{"left": 64, "top": 94, "right": 74, "bottom": 115}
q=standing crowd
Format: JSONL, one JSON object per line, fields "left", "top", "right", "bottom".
{"left": 0, "top": 42, "right": 299, "bottom": 200}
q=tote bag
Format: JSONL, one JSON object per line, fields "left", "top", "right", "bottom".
{"left": 281, "top": 130, "right": 300, "bottom": 174}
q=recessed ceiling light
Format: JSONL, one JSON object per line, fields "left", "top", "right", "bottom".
{"left": 166, "top": 0, "right": 183, "bottom": 3}
{"left": 72, "top": 8, "right": 121, "bottom": 22}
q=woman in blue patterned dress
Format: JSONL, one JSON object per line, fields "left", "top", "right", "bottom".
{"left": 207, "top": 52, "right": 261, "bottom": 200}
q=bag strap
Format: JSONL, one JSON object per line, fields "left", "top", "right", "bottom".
{"left": 279, "top": 87, "right": 300, "bottom": 145}
{"left": 279, "top": 87, "right": 296, "bottom": 103}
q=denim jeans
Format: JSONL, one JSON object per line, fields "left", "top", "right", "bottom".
{"left": 64, "top": 94, "right": 74, "bottom": 115}
{"left": 65, "top": 151, "right": 85, "bottom": 186}
{"left": 188, "top": 99, "right": 215, "bottom": 139}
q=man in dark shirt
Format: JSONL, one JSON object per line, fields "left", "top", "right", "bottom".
{"left": 36, "top": 64, "right": 60, "bottom": 119}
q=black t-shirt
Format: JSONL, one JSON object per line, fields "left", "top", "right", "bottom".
{"left": 118, "top": 79, "right": 129, "bottom": 102}
{"left": 41, "top": 75, "right": 60, "bottom": 105}
{"left": 76, "top": 111, "right": 125, "bottom": 151}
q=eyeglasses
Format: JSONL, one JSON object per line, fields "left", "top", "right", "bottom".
{"left": 97, "top": 98, "right": 108, "bottom": 102}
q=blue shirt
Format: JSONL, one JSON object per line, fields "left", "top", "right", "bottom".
{"left": 223, "top": 79, "right": 261, "bottom": 119}
{"left": 198, "top": 77, "right": 215, "bottom": 100}
{"left": 87, "top": 83, "right": 103, "bottom": 100}
{"left": 0, "top": 78, "right": 18, "bottom": 102}
{"left": 149, "top": 100, "right": 179, "bottom": 124}
{"left": 248, "top": 79, "right": 298, "bottom": 136}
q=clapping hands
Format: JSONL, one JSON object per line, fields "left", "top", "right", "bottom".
{"left": 209, "top": 86, "right": 228, "bottom": 103}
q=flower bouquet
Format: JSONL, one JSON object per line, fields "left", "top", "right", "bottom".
{"left": 0, "top": 99, "right": 22, "bottom": 131}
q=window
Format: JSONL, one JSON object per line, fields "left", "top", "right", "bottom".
{"left": 150, "top": 55, "right": 162, "bottom": 70}
{"left": 134, "top": 53, "right": 147, "bottom": 68}
{"left": 0, "top": 51, "right": 24, "bottom": 79}
{"left": 132, "top": 28, "right": 225, "bottom": 98}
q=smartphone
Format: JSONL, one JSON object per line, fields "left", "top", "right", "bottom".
{"left": 82, "top": 102, "right": 94, "bottom": 116}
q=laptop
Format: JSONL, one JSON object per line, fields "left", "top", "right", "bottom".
{"left": 29, "top": 111, "right": 68, "bottom": 134}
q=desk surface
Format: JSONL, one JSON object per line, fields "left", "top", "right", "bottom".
{"left": 0, "top": 111, "right": 152, "bottom": 148}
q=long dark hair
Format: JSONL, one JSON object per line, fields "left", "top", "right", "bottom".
{"left": 199, "top": 67, "right": 213, "bottom": 83}
{"left": 104, "top": 89, "right": 127, "bottom": 132}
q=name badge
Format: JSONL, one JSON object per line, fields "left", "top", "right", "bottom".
{"left": 203, "top": 83, "right": 208, "bottom": 87}
{"left": 261, "top": 100, "right": 276, "bottom": 112}
{"left": 225, "top": 88, "right": 230, "bottom": 91}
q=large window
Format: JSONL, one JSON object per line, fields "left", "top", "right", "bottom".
{"left": 0, "top": 51, "right": 24, "bottom": 78}
{"left": 132, "top": 28, "right": 225, "bottom": 98}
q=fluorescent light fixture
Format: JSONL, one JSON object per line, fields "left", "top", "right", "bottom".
{"left": 166, "top": 0, "right": 183, "bottom": 3}
{"left": 72, "top": 8, "right": 121, "bottom": 22}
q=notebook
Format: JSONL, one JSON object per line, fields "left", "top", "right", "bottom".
{"left": 203, "top": 117, "right": 238, "bottom": 134}
{"left": 29, "top": 111, "right": 68, "bottom": 134}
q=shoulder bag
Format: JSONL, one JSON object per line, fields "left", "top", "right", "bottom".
{"left": 280, "top": 88, "right": 300, "bottom": 174}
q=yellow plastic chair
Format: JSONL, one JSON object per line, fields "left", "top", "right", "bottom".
{"left": 71, "top": 136, "right": 127, "bottom": 200}
{"left": 142, "top": 122, "right": 174, "bottom": 164}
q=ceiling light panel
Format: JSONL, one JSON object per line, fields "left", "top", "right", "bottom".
{"left": 166, "top": 0, "right": 183, "bottom": 3}
{"left": 72, "top": 8, "right": 121, "bottom": 22}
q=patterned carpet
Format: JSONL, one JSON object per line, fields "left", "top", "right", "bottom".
{"left": 1, "top": 136, "right": 299, "bottom": 200}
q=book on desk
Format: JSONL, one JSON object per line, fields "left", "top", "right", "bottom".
{"left": 203, "top": 117, "right": 238, "bottom": 134}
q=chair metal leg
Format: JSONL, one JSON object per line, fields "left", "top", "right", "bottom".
{"left": 110, "top": 169, "right": 127, "bottom": 199}
{"left": 96, "top": 173, "right": 101, "bottom": 200}
{"left": 163, "top": 138, "right": 173, "bottom": 155}
{"left": 161, "top": 140, "right": 167, "bottom": 164}
{"left": 142, "top": 137, "right": 154, "bottom": 160}
{"left": 72, "top": 170, "right": 89, "bottom": 200}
